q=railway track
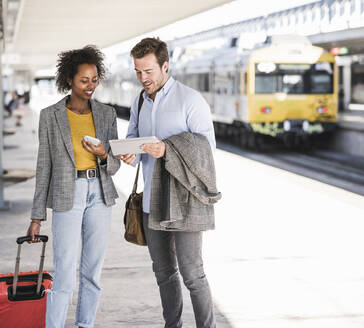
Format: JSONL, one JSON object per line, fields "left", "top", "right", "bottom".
{"left": 217, "top": 141, "right": 364, "bottom": 196}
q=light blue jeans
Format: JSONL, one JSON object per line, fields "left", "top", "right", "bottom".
{"left": 46, "top": 178, "right": 112, "bottom": 328}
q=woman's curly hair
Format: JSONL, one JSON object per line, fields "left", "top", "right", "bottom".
{"left": 56, "top": 45, "right": 106, "bottom": 94}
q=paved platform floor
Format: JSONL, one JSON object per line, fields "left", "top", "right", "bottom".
{"left": 338, "top": 109, "right": 364, "bottom": 125}
{"left": 2, "top": 100, "right": 364, "bottom": 327}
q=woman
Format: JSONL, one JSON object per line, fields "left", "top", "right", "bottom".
{"left": 26, "top": 45, "right": 120, "bottom": 328}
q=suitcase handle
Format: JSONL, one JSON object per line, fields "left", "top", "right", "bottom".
{"left": 13, "top": 235, "right": 48, "bottom": 296}
{"left": 17, "top": 235, "right": 48, "bottom": 244}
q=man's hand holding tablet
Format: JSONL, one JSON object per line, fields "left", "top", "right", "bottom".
{"left": 111, "top": 136, "right": 165, "bottom": 165}
{"left": 140, "top": 141, "right": 166, "bottom": 159}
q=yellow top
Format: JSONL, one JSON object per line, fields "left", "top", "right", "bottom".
{"left": 66, "top": 107, "right": 98, "bottom": 170}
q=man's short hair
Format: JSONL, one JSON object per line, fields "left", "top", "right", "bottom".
{"left": 130, "top": 38, "right": 169, "bottom": 68}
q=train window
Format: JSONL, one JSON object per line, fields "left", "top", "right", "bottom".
{"left": 205, "top": 74, "right": 209, "bottom": 92}
{"left": 255, "top": 75, "right": 277, "bottom": 93}
{"left": 235, "top": 72, "right": 241, "bottom": 95}
{"left": 314, "top": 62, "right": 332, "bottom": 74}
{"left": 310, "top": 74, "right": 332, "bottom": 94}
{"left": 184, "top": 74, "right": 199, "bottom": 90}
{"left": 230, "top": 75, "right": 235, "bottom": 94}
{"left": 283, "top": 75, "right": 304, "bottom": 93}
{"left": 255, "top": 63, "right": 333, "bottom": 94}
{"left": 183, "top": 73, "right": 210, "bottom": 92}
{"left": 198, "top": 73, "right": 209, "bottom": 92}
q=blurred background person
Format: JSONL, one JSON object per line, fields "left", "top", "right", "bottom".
{"left": 12, "top": 90, "right": 25, "bottom": 127}
{"left": 3, "top": 91, "right": 14, "bottom": 117}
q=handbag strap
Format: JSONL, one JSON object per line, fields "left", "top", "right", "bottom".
{"left": 132, "top": 90, "right": 144, "bottom": 193}
{"left": 132, "top": 163, "right": 140, "bottom": 193}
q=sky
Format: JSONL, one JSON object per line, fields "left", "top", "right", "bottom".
{"left": 103, "top": 0, "right": 320, "bottom": 57}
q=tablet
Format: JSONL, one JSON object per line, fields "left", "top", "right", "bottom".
{"left": 109, "top": 136, "right": 159, "bottom": 155}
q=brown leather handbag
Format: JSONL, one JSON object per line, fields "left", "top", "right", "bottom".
{"left": 123, "top": 162, "right": 146, "bottom": 245}
{"left": 123, "top": 90, "right": 147, "bottom": 246}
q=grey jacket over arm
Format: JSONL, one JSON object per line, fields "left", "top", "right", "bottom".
{"left": 31, "top": 96, "right": 120, "bottom": 221}
{"left": 149, "top": 132, "right": 221, "bottom": 232}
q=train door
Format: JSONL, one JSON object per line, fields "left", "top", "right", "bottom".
{"left": 239, "top": 69, "right": 249, "bottom": 122}
{"left": 212, "top": 65, "right": 237, "bottom": 123}
{"left": 198, "top": 71, "right": 213, "bottom": 109}
{"left": 337, "top": 66, "right": 344, "bottom": 112}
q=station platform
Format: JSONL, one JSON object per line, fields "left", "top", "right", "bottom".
{"left": 338, "top": 110, "right": 364, "bottom": 126}
{"left": 328, "top": 110, "right": 364, "bottom": 157}
{"left": 2, "top": 102, "right": 364, "bottom": 328}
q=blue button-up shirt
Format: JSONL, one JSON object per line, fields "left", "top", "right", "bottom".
{"left": 126, "top": 77, "right": 216, "bottom": 213}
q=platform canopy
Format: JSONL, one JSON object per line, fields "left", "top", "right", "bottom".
{"left": 3, "top": 0, "right": 231, "bottom": 70}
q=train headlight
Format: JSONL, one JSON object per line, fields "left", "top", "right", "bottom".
{"left": 303, "top": 120, "right": 310, "bottom": 131}
{"left": 257, "top": 63, "right": 276, "bottom": 73}
{"left": 260, "top": 107, "right": 271, "bottom": 114}
{"left": 283, "top": 120, "right": 291, "bottom": 131}
{"left": 317, "top": 106, "right": 328, "bottom": 114}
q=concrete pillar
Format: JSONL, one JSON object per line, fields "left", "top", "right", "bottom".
{"left": 343, "top": 63, "right": 351, "bottom": 111}
{"left": 0, "top": 56, "right": 10, "bottom": 210}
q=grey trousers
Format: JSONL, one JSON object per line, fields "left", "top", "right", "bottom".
{"left": 143, "top": 213, "right": 216, "bottom": 328}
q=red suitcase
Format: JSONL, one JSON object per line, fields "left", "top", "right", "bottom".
{"left": 0, "top": 235, "right": 52, "bottom": 328}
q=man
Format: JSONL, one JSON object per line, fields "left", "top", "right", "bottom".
{"left": 120, "top": 37, "right": 217, "bottom": 328}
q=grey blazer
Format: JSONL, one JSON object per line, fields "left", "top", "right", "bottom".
{"left": 149, "top": 132, "right": 221, "bottom": 232}
{"left": 31, "top": 96, "right": 121, "bottom": 221}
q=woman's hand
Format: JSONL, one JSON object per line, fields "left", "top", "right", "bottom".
{"left": 117, "top": 154, "right": 136, "bottom": 165}
{"left": 81, "top": 138, "right": 107, "bottom": 161}
{"left": 26, "top": 220, "right": 42, "bottom": 243}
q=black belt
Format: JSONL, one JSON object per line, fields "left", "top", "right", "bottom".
{"left": 77, "top": 168, "right": 100, "bottom": 179}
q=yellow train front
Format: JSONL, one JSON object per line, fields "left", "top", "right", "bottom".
{"left": 239, "top": 36, "right": 338, "bottom": 148}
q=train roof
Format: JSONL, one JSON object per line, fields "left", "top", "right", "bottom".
{"left": 170, "top": 34, "right": 335, "bottom": 74}
{"left": 172, "top": 46, "right": 249, "bottom": 73}
{"left": 249, "top": 43, "right": 335, "bottom": 64}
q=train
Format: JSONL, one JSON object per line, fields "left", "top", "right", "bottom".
{"left": 96, "top": 34, "right": 338, "bottom": 149}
